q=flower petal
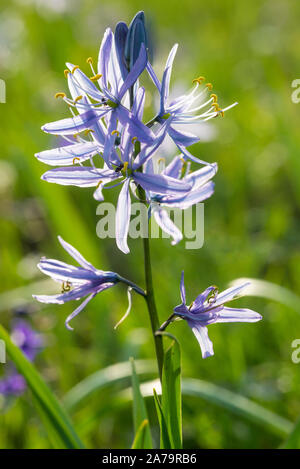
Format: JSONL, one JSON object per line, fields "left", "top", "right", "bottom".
{"left": 180, "top": 271, "right": 186, "bottom": 304}
{"left": 35, "top": 142, "right": 100, "bottom": 166}
{"left": 211, "top": 282, "right": 251, "bottom": 308}
{"left": 41, "top": 166, "right": 117, "bottom": 187}
{"left": 65, "top": 293, "right": 96, "bottom": 331}
{"left": 118, "top": 42, "right": 147, "bottom": 100}
{"left": 58, "top": 236, "right": 96, "bottom": 271}
{"left": 133, "top": 171, "right": 192, "bottom": 195}
{"left": 42, "top": 110, "right": 107, "bottom": 135}
{"left": 116, "top": 179, "right": 131, "bottom": 254}
{"left": 187, "top": 321, "right": 214, "bottom": 358}
{"left": 160, "top": 44, "right": 178, "bottom": 115}
{"left": 153, "top": 206, "right": 183, "bottom": 245}
{"left": 215, "top": 307, "right": 262, "bottom": 323}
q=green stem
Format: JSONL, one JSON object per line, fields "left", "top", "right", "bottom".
{"left": 138, "top": 186, "right": 164, "bottom": 381}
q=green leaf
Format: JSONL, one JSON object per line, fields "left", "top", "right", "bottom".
{"left": 159, "top": 332, "right": 182, "bottom": 448}
{"left": 153, "top": 388, "right": 172, "bottom": 449}
{"left": 122, "top": 377, "right": 292, "bottom": 438}
{"left": 282, "top": 417, "right": 300, "bottom": 448}
{"left": 131, "top": 419, "right": 150, "bottom": 449}
{"left": 0, "top": 324, "right": 84, "bottom": 449}
{"left": 63, "top": 359, "right": 156, "bottom": 412}
{"left": 230, "top": 277, "right": 300, "bottom": 312}
{"left": 130, "top": 357, "right": 153, "bottom": 449}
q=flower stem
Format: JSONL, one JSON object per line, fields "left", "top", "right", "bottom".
{"left": 117, "top": 275, "right": 146, "bottom": 297}
{"left": 138, "top": 185, "right": 164, "bottom": 381}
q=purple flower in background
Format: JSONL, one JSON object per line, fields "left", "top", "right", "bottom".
{"left": 33, "top": 236, "right": 120, "bottom": 330}
{"left": 0, "top": 320, "right": 43, "bottom": 397}
{"left": 0, "top": 372, "right": 26, "bottom": 396}
{"left": 11, "top": 320, "right": 43, "bottom": 361}
{"left": 173, "top": 272, "right": 262, "bottom": 358}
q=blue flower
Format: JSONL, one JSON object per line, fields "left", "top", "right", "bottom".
{"left": 148, "top": 45, "right": 238, "bottom": 160}
{"left": 173, "top": 272, "right": 262, "bottom": 358}
{"left": 40, "top": 89, "right": 193, "bottom": 254}
{"left": 146, "top": 156, "right": 217, "bottom": 245}
{"left": 33, "top": 236, "right": 120, "bottom": 330}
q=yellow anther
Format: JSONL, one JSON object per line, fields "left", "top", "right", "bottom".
{"left": 71, "top": 65, "right": 79, "bottom": 74}
{"left": 55, "top": 92, "right": 66, "bottom": 99}
{"left": 157, "top": 158, "right": 165, "bottom": 164}
{"left": 123, "top": 162, "right": 129, "bottom": 172}
{"left": 90, "top": 73, "right": 102, "bottom": 81}
{"left": 74, "top": 95, "right": 83, "bottom": 103}
{"left": 205, "top": 83, "right": 213, "bottom": 90}
{"left": 111, "top": 130, "right": 120, "bottom": 136}
{"left": 192, "top": 76, "right": 205, "bottom": 85}
{"left": 73, "top": 157, "right": 80, "bottom": 164}
{"left": 86, "top": 57, "right": 93, "bottom": 65}
{"left": 61, "top": 281, "right": 71, "bottom": 293}
{"left": 64, "top": 69, "right": 70, "bottom": 78}
{"left": 218, "top": 109, "right": 224, "bottom": 117}
{"left": 210, "top": 93, "right": 218, "bottom": 103}
{"left": 180, "top": 157, "right": 185, "bottom": 163}
{"left": 84, "top": 129, "right": 94, "bottom": 135}
{"left": 73, "top": 133, "right": 79, "bottom": 139}
{"left": 96, "top": 180, "right": 103, "bottom": 188}
{"left": 212, "top": 102, "right": 220, "bottom": 110}
{"left": 131, "top": 137, "right": 137, "bottom": 144}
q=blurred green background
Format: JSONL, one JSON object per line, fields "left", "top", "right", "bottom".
{"left": 0, "top": 0, "right": 300, "bottom": 449}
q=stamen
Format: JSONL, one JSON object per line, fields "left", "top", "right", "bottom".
{"left": 206, "top": 83, "right": 213, "bottom": 90}
{"left": 192, "top": 76, "right": 205, "bottom": 85}
{"left": 131, "top": 137, "right": 137, "bottom": 144}
{"left": 210, "top": 93, "right": 218, "bottom": 103}
{"left": 55, "top": 92, "right": 66, "bottom": 99}
{"left": 61, "top": 281, "right": 72, "bottom": 293}
{"left": 84, "top": 129, "right": 94, "bottom": 135}
{"left": 74, "top": 95, "right": 83, "bottom": 103}
{"left": 111, "top": 130, "right": 120, "bottom": 136}
{"left": 90, "top": 73, "right": 102, "bottom": 81}
{"left": 73, "top": 157, "right": 80, "bottom": 164}
{"left": 86, "top": 57, "right": 93, "bottom": 65}
{"left": 71, "top": 65, "right": 80, "bottom": 74}
{"left": 96, "top": 180, "right": 103, "bottom": 189}
{"left": 64, "top": 69, "right": 70, "bottom": 78}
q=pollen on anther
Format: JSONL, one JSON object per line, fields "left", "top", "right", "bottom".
{"left": 73, "top": 157, "right": 80, "bottom": 164}
{"left": 210, "top": 94, "right": 218, "bottom": 103}
{"left": 206, "top": 83, "right": 213, "bottom": 90}
{"left": 90, "top": 73, "right": 102, "bottom": 81}
{"left": 55, "top": 92, "right": 66, "bottom": 99}
{"left": 111, "top": 130, "right": 120, "bottom": 136}
{"left": 193, "top": 76, "right": 205, "bottom": 85}
{"left": 64, "top": 69, "right": 70, "bottom": 78}
{"left": 131, "top": 137, "right": 137, "bottom": 144}
{"left": 86, "top": 57, "right": 93, "bottom": 65}
{"left": 74, "top": 95, "right": 83, "bottom": 103}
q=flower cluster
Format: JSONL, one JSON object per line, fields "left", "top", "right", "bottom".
{"left": 35, "top": 11, "right": 235, "bottom": 253}
{"left": 34, "top": 11, "right": 261, "bottom": 358}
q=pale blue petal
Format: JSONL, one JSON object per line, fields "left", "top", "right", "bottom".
{"left": 116, "top": 179, "right": 131, "bottom": 254}
{"left": 41, "top": 166, "right": 117, "bottom": 187}
{"left": 187, "top": 322, "right": 214, "bottom": 358}
{"left": 35, "top": 142, "right": 100, "bottom": 166}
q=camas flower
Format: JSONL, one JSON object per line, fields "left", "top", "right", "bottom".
{"left": 172, "top": 272, "right": 262, "bottom": 358}
{"left": 147, "top": 45, "right": 238, "bottom": 159}
{"left": 33, "top": 236, "right": 120, "bottom": 330}
{"left": 146, "top": 156, "right": 217, "bottom": 245}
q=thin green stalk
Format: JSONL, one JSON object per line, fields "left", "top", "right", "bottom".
{"left": 138, "top": 185, "right": 164, "bottom": 381}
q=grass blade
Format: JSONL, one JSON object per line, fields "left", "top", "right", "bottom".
{"left": 153, "top": 388, "right": 172, "bottom": 449}
{"left": 130, "top": 357, "right": 153, "bottom": 449}
{"left": 131, "top": 419, "right": 150, "bottom": 449}
{"left": 0, "top": 324, "right": 84, "bottom": 449}
{"left": 159, "top": 332, "right": 182, "bottom": 448}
